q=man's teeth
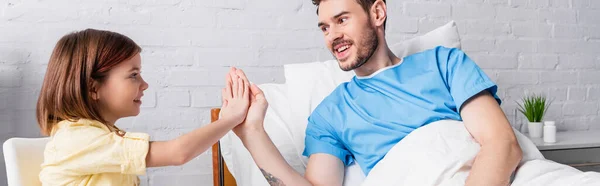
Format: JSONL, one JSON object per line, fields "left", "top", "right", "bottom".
{"left": 337, "top": 45, "right": 349, "bottom": 53}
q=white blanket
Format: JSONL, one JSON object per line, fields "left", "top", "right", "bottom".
{"left": 362, "top": 120, "right": 600, "bottom": 186}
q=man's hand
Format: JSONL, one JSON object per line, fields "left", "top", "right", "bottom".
{"left": 224, "top": 68, "right": 314, "bottom": 186}
{"left": 220, "top": 67, "right": 250, "bottom": 125}
{"left": 231, "top": 68, "right": 269, "bottom": 138}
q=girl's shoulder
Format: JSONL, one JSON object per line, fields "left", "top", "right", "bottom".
{"left": 52, "top": 119, "right": 111, "bottom": 134}
{"left": 49, "top": 119, "right": 113, "bottom": 147}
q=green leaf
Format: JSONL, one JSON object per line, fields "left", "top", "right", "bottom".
{"left": 516, "top": 93, "right": 551, "bottom": 122}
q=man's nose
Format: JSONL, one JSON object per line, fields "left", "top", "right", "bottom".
{"left": 327, "top": 27, "right": 343, "bottom": 44}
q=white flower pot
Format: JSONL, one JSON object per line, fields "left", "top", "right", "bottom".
{"left": 528, "top": 122, "right": 543, "bottom": 138}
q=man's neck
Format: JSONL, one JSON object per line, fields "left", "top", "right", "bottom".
{"left": 354, "top": 45, "right": 401, "bottom": 77}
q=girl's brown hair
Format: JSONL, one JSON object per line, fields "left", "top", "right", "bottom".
{"left": 36, "top": 29, "right": 142, "bottom": 136}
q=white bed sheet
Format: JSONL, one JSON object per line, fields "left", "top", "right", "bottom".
{"left": 361, "top": 120, "right": 600, "bottom": 186}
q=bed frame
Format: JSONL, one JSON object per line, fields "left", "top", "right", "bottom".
{"left": 211, "top": 108, "right": 237, "bottom": 186}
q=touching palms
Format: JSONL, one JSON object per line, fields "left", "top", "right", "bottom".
{"left": 221, "top": 67, "right": 268, "bottom": 137}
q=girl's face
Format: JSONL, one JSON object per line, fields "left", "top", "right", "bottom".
{"left": 94, "top": 53, "right": 148, "bottom": 123}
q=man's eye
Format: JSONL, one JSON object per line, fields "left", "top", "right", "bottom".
{"left": 321, "top": 26, "right": 329, "bottom": 32}
{"left": 339, "top": 18, "right": 347, "bottom": 23}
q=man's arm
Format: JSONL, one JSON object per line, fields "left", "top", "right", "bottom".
{"left": 239, "top": 129, "right": 344, "bottom": 186}
{"left": 306, "top": 154, "right": 345, "bottom": 186}
{"left": 461, "top": 91, "right": 523, "bottom": 186}
{"left": 231, "top": 68, "right": 345, "bottom": 186}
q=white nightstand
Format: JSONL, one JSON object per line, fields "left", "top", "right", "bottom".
{"left": 530, "top": 130, "right": 600, "bottom": 172}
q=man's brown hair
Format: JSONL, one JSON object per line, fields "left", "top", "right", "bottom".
{"left": 313, "top": 0, "right": 387, "bottom": 29}
{"left": 36, "top": 29, "right": 142, "bottom": 136}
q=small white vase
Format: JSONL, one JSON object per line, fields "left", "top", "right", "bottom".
{"left": 528, "top": 122, "right": 543, "bottom": 138}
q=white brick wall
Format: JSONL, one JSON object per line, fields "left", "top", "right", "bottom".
{"left": 0, "top": 0, "right": 599, "bottom": 185}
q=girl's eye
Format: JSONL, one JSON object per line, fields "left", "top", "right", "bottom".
{"left": 130, "top": 73, "right": 139, "bottom": 78}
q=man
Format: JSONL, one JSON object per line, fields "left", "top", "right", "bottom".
{"left": 222, "top": 0, "right": 523, "bottom": 185}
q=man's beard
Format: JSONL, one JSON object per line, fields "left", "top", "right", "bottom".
{"left": 332, "top": 24, "right": 379, "bottom": 71}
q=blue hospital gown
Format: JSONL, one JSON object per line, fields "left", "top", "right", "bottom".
{"left": 302, "top": 46, "right": 501, "bottom": 175}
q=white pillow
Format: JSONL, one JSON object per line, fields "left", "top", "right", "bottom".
{"left": 389, "top": 20, "right": 461, "bottom": 59}
{"left": 220, "top": 20, "right": 461, "bottom": 186}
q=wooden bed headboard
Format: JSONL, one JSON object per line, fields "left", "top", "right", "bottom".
{"left": 211, "top": 108, "right": 237, "bottom": 186}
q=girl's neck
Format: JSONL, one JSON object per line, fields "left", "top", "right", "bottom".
{"left": 100, "top": 113, "right": 118, "bottom": 129}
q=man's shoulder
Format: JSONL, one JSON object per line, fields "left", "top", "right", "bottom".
{"left": 404, "top": 46, "right": 463, "bottom": 59}
{"left": 310, "top": 83, "right": 350, "bottom": 118}
{"left": 400, "top": 46, "right": 467, "bottom": 71}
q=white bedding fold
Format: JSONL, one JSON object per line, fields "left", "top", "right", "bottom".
{"left": 361, "top": 120, "right": 600, "bottom": 186}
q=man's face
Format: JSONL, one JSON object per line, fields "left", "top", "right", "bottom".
{"left": 318, "top": 0, "right": 379, "bottom": 71}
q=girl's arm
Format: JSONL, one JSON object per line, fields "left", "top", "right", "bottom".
{"left": 146, "top": 117, "right": 239, "bottom": 167}
{"left": 146, "top": 67, "right": 249, "bottom": 167}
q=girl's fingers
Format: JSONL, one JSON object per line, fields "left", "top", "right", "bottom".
{"left": 235, "top": 70, "right": 249, "bottom": 99}
{"left": 221, "top": 88, "right": 228, "bottom": 106}
{"left": 236, "top": 69, "right": 249, "bottom": 84}
{"left": 224, "top": 71, "right": 233, "bottom": 100}
{"left": 226, "top": 70, "right": 232, "bottom": 85}
{"left": 243, "top": 79, "right": 250, "bottom": 100}
{"left": 231, "top": 73, "right": 239, "bottom": 98}
{"left": 232, "top": 69, "right": 251, "bottom": 101}
{"left": 225, "top": 80, "right": 232, "bottom": 100}
{"left": 237, "top": 78, "right": 243, "bottom": 98}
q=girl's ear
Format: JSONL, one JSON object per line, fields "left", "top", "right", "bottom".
{"left": 90, "top": 80, "right": 100, "bottom": 100}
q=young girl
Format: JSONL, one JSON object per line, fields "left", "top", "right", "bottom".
{"left": 36, "top": 29, "right": 250, "bottom": 185}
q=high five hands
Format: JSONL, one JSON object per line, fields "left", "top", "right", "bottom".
{"left": 220, "top": 67, "right": 269, "bottom": 138}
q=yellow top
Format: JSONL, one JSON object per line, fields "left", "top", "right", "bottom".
{"left": 39, "top": 119, "right": 149, "bottom": 186}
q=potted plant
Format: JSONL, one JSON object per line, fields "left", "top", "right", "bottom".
{"left": 516, "top": 94, "right": 551, "bottom": 138}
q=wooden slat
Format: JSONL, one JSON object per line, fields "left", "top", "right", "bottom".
{"left": 211, "top": 108, "right": 237, "bottom": 186}
{"left": 212, "top": 140, "right": 221, "bottom": 186}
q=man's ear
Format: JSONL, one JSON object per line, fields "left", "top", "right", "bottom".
{"left": 370, "top": 0, "right": 387, "bottom": 29}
